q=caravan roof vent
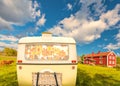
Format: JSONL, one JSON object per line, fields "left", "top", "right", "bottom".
{"left": 42, "top": 32, "right": 52, "bottom": 37}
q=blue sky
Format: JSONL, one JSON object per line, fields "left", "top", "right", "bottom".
{"left": 0, "top": 0, "right": 120, "bottom": 56}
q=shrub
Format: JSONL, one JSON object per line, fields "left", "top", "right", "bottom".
{"left": 3, "top": 47, "right": 17, "bottom": 56}
{"left": 115, "top": 64, "right": 120, "bottom": 71}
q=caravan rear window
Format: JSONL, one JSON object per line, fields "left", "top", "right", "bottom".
{"left": 25, "top": 44, "right": 69, "bottom": 60}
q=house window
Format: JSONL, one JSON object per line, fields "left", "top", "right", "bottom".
{"left": 86, "top": 61, "right": 88, "bottom": 63}
{"left": 99, "top": 56, "right": 102, "bottom": 64}
{"left": 109, "top": 61, "right": 111, "bottom": 64}
{"left": 112, "top": 56, "right": 114, "bottom": 60}
{"left": 99, "top": 61, "right": 102, "bottom": 64}
{"left": 109, "top": 56, "right": 111, "bottom": 59}
{"left": 112, "top": 61, "right": 115, "bottom": 64}
{"left": 99, "top": 56, "right": 102, "bottom": 59}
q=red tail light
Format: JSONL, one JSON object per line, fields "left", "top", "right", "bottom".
{"left": 18, "top": 60, "right": 22, "bottom": 63}
{"left": 72, "top": 66, "right": 75, "bottom": 70}
{"left": 19, "top": 66, "right": 22, "bottom": 70}
{"left": 71, "top": 60, "right": 76, "bottom": 63}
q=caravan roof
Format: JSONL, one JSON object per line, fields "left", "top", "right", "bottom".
{"left": 18, "top": 33, "right": 76, "bottom": 44}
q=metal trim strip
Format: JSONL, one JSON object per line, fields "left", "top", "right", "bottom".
{"left": 17, "top": 63, "right": 78, "bottom": 65}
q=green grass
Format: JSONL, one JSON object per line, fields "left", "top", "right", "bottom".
{"left": 76, "top": 64, "right": 120, "bottom": 86}
{"left": 0, "top": 55, "right": 18, "bottom": 86}
{"left": 0, "top": 56, "right": 120, "bottom": 86}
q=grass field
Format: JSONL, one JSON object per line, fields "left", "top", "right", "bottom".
{"left": 0, "top": 56, "right": 120, "bottom": 86}
{"left": 76, "top": 64, "right": 120, "bottom": 86}
{"left": 0, "top": 56, "right": 18, "bottom": 86}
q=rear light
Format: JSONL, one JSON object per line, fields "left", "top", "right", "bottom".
{"left": 71, "top": 60, "right": 76, "bottom": 63}
{"left": 72, "top": 66, "right": 75, "bottom": 70}
{"left": 19, "top": 66, "right": 22, "bottom": 70}
{"left": 18, "top": 60, "right": 22, "bottom": 63}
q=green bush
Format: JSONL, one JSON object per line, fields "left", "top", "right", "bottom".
{"left": 117, "top": 56, "right": 120, "bottom": 64}
{"left": 3, "top": 47, "right": 17, "bottom": 56}
{"left": 115, "top": 64, "right": 120, "bottom": 71}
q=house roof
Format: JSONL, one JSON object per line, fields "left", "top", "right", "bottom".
{"left": 84, "top": 51, "right": 112, "bottom": 57}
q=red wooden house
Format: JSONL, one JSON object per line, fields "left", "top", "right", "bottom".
{"left": 84, "top": 51, "right": 116, "bottom": 67}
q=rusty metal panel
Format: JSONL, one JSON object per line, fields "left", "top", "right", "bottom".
{"left": 32, "top": 72, "right": 62, "bottom": 86}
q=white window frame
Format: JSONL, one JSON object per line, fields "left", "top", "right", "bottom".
{"left": 109, "top": 61, "right": 111, "bottom": 64}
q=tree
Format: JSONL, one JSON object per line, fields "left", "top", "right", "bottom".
{"left": 3, "top": 47, "right": 17, "bottom": 56}
{"left": 117, "top": 56, "right": 120, "bottom": 64}
{"left": 79, "top": 54, "right": 85, "bottom": 64}
{"left": 81, "top": 54, "right": 85, "bottom": 63}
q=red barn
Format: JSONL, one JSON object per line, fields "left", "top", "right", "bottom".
{"left": 84, "top": 51, "right": 116, "bottom": 67}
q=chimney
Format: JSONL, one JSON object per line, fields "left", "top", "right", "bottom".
{"left": 92, "top": 52, "right": 94, "bottom": 57}
{"left": 98, "top": 51, "right": 100, "bottom": 54}
{"left": 42, "top": 32, "right": 52, "bottom": 37}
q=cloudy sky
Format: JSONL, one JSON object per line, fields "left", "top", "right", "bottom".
{"left": 0, "top": 0, "right": 120, "bottom": 56}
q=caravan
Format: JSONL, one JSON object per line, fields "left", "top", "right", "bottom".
{"left": 17, "top": 32, "right": 77, "bottom": 86}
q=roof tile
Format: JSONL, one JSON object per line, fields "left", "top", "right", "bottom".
{"left": 84, "top": 52, "right": 110, "bottom": 57}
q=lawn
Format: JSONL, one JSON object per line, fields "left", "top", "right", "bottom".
{"left": 0, "top": 56, "right": 120, "bottom": 86}
{"left": 0, "top": 55, "right": 18, "bottom": 86}
{"left": 76, "top": 64, "right": 120, "bottom": 86}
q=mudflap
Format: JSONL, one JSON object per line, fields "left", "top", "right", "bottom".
{"left": 32, "top": 71, "right": 62, "bottom": 86}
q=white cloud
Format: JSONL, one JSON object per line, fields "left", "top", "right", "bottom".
{"left": 67, "top": 3, "right": 72, "bottom": 10}
{"left": 0, "top": 34, "right": 18, "bottom": 42}
{"left": 116, "top": 31, "right": 120, "bottom": 41}
{"left": 100, "top": 4, "right": 120, "bottom": 26}
{"left": 0, "top": 41, "right": 17, "bottom": 49}
{"left": 0, "top": 17, "right": 13, "bottom": 30}
{"left": 0, "top": 0, "right": 33, "bottom": 24}
{"left": 0, "top": 0, "right": 45, "bottom": 49}
{"left": 59, "top": 15, "right": 80, "bottom": 29}
{"left": 37, "top": 14, "right": 46, "bottom": 26}
{"left": 49, "top": 2, "right": 120, "bottom": 44}
{"left": 98, "top": 44, "right": 105, "bottom": 48}
{"left": 31, "top": 1, "right": 41, "bottom": 19}
{"left": 33, "top": 0, "right": 39, "bottom": 8}
{"left": 0, "top": 0, "right": 43, "bottom": 30}
{"left": 0, "top": 34, "right": 18, "bottom": 50}
{"left": 104, "top": 30, "right": 120, "bottom": 50}
{"left": 36, "top": 10, "right": 41, "bottom": 17}
{"left": 49, "top": 19, "right": 106, "bottom": 43}
{"left": 104, "top": 43, "right": 120, "bottom": 50}
{"left": 77, "top": 0, "right": 106, "bottom": 20}
{"left": 104, "top": 38, "right": 108, "bottom": 41}
{"left": 35, "top": 27, "right": 39, "bottom": 31}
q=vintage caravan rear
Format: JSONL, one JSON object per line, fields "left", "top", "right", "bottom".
{"left": 17, "top": 33, "right": 77, "bottom": 86}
